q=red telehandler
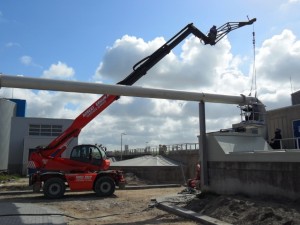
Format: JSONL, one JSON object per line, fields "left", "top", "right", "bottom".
{"left": 28, "top": 18, "right": 256, "bottom": 199}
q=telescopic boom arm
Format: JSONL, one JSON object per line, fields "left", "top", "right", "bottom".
{"left": 214, "top": 18, "right": 256, "bottom": 44}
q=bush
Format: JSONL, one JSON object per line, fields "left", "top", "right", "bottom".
{"left": 0, "top": 172, "right": 21, "bottom": 182}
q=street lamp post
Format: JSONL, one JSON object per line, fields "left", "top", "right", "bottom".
{"left": 121, "top": 133, "right": 126, "bottom": 160}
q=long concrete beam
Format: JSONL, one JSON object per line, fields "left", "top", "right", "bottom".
{"left": 0, "top": 74, "right": 256, "bottom": 105}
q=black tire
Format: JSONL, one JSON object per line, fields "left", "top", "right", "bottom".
{"left": 94, "top": 176, "right": 115, "bottom": 197}
{"left": 43, "top": 177, "right": 66, "bottom": 199}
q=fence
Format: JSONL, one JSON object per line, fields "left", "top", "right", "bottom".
{"left": 110, "top": 143, "right": 199, "bottom": 157}
{"left": 277, "top": 137, "right": 300, "bottom": 150}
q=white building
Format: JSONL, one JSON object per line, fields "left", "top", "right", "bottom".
{"left": 0, "top": 98, "right": 77, "bottom": 175}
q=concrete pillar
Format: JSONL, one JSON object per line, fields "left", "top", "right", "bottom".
{"left": 199, "top": 101, "right": 208, "bottom": 187}
{"left": 0, "top": 99, "right": 16, "bottom": 171}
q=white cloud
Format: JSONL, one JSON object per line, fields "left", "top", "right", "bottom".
{"left": 20, "top": 55, "right": 33, "bottom": 66}
{"left": 95, "top": 34, "right": 237, "bottom": 92}
{"left": 89, "top": 34, "right": 247, "bottom": 149}
{"left": 90, "top": 30, "right": 300, "bottom": 148}
{"left": 256, "top": 29, "right": 300, "bottom": 81}
{"left": 150, "top": 99, "right": 184, "bottom": 116}
{"left": 6, "top": 42, "right": 21, "bottom": 48}
{"left": 255, "top": 29, "right": 300, "bottom": 109}
{"left": 4, "top": 29, "right": 300, "bottom": 150}
{"left": 0, "top": 11, "right": 6, "bottom": 23}
{"left": 280, "top": 0, "right": 300, "bottom": 11}
{"left": 42, "top": 61, "right": 75, "bottom": 79}
{"left": 94, "top": 35, "right": 166, "bottom": 84}
{"left": 20, "top": 55, "right": 42, "bottom": 68}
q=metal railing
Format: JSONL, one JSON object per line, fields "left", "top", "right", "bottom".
{"left": 108, "top": 137, "right": 300, "bottom": 158}
{"left": 274, "top": 137, "right": 300, "bottom": 150}
{"left": 109, "top": 143, "right": 199, "bottom": 157}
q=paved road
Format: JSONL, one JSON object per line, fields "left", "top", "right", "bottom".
{"left": 0, "top": 202, "right": 66, "bottom": 225}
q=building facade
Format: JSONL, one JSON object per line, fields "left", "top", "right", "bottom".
{"left": 9, "top": 117, "right": 77, "bottom": 175}
{"left": 0, "top": 98, "right": 77, "bottom": 175}
{"left": 267, "top": 98, "right": 300, "bottom": 149}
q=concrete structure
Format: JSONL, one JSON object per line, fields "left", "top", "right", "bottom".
{"left": 8, "top": 99, "right": 26, "bottom": 117}
{"left": 0, "top": 99, "right": 16, "bottom": 171}
{"left": 165, "top": 150, "right": 199, "bottom": 183}
{"left": 292, "top": 90, "right": 300, "bottom": 105}
{"left": 267, "top": 104, "right": 300, "bottom": 149}
{"left": 110, "top": 155, "right": 184, "bottom": 184}
{"left": 197, "top": 127, "right": 300, "bottom": 200}
{"left": 166, "top": 101, "right": 300, "bottom": 200}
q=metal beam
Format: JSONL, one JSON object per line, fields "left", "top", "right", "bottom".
{"left": 0, "top": 75, "right": 256, "bottom": 105}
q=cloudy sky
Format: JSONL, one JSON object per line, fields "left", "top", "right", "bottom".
{"left": 1, "top": 0, "right": 300, "bottom": 150}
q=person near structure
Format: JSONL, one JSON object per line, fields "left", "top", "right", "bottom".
{"left": 270, "top": 128, "right": 282, "bottom": 149}
{"left": 187, "top": 163, "right": 201, "bottom": 190}
{"left": 208, "top": 25, "right": 217, "bottom": 44}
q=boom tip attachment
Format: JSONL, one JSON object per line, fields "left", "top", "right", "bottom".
{"left": 249, "top": 18, "right": 257, "bottom": 24}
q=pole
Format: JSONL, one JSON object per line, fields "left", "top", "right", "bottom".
{"left": 121, "top": 133, "right": 126, "bottom": 160}
{"left": 121, "top": 135, "right": 123, "bottom": 160}
{"left": 0, "top": 75, "right": 256, "bottom": 105}
{"left": 199, "top": 101, "right": 208, "bottom": 187}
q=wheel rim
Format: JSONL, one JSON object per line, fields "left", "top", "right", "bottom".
{"left": 49, "top": 183, "right": 61, "bottom": 196}
{"left": 99, "top": 181, "right": 111, "bottom": 193}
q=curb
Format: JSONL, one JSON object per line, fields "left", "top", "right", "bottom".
{"left": 156, "top": 202, "right": 232, "bottom": 225}
{"left": 0, "top": 184, "right": 182, "bottom": 195}
{"left": 124, "top": 184, "right": 181, "bottom": 190}
{"left": 155, "top": 194, "right": 232, "bottom": 225}
{"left": 0, "top": 190, "right": 32, "bottom": 195}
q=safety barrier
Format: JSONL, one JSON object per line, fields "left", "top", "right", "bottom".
{"left": 110, "top": 143, "right": 199, "bottom": 157}
{"left": 275, "top": 137, "right": 300, "bottom": 150}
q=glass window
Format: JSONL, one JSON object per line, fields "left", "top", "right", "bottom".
{"left": 70, "top": 146, "right": 80, "bottom": 158}
{"left": 91, "top": 146, "right": 101, "bottom": 159}
{"left": 29, "top": 124, "right": 63, "bottom": 137}
{"left": 99, "top": 147, "right": 107, "bottom": 160}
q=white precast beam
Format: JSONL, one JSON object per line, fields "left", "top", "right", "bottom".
{"left": 0, "top": 75, "right": 255, "bottom": 105}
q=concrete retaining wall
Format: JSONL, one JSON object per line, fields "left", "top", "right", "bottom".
{"left": 110, "top": 166, "right": 184, "bottom": 184}
{"left": 202, "top": 131, "right": 300, "bottom": 200}
{"left": 208, "top": 161, "right": 300, "bottom": 200}
{"left": 110, "top": 150, "right": 200, "bottom": 185}
{"left": 165, "top": 150, "right": 199, "bottom": 182}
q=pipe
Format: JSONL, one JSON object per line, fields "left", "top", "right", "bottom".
{"left": 0, "top": 74, "right": 256, "bottom": 105}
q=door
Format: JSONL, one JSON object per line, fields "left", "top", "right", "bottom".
{"left": 293, "top": 120, "right": 300, "bottom": 149}
{"left": 70, "top": 145, "right": 103, "bottom": 166}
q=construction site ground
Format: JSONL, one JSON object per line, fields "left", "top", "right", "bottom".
{"left": 1, "top": 176, "right": 300, "bottom": 225}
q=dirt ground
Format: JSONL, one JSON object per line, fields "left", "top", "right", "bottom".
{"left": 185, "top": 192, "right": 300, "bottom": 225}
{"left": 1, "top": 176, "right": 300, "bottom": 225}
{"left": 0, "top": 178, "right": 197, "bottom": 225}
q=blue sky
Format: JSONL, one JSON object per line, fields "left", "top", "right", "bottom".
{"left": 2, "top": 0, "right": 299, "bottom": 79}
{"left": 1, "top": 0, "right": 300, "bottom": 150}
